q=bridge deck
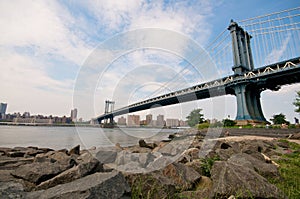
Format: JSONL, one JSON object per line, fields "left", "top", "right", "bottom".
{"left": 95, "top": 57, "right": 300, "bottom": 121}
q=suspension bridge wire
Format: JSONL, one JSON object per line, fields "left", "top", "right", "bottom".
{"left": 136, "top": 28, "right": 231, "bottom": 102}
{"left": 141, "top": 7, "right": 300, "bottom": 103}
{"left": 239, "top": 7, "right": 300, "bottom": 22}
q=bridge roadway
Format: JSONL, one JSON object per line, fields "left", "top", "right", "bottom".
{"left": 95, "top": 57, "right": 300, "bottom": 123}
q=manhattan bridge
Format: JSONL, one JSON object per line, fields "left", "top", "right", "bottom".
{"left": 94, "top": 7, "right": 300, "bottom": 125}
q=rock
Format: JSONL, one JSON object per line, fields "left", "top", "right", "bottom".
{"left": 26, "top": 171, "right": 130, "bottom": 199}
{"left": 183, "top": 148, "right": 200, "bottom": 160}
{"left": 139, "top": 139, "right": 148, "bottom": 148}
{"left": 69, "top": 145, "right": 80, "bottom": 155}
{"left": 228, "top": 153, "right": 280, "bottom": 178}
{"left": 35, "top": 151, "right": 72, "bottom": 165}
{"left": 185, "top": 159, "right": 203, "bottom": 176}
{"left": 36, "top": 153, "right": 103, "bottom": 190}
{"left": 0, "top": 181, "right": 25, "bottom": 198}
{"left": 7, "top": 151, "right": 25, "bottom": 158}
{"left": 11, "top": 160, "right": 74, "bottom": 185}
{"left": 277, "top": 141, "right": 289, "bottom": 149}
{"left": 115, "top": 143, "right": 123, "bottom": 150}
{"left": 178, "top": 176, "right": 212, "bottom": 199}
{"left": 138, "top": 139, "right": 157, "bottom": 149}
{"left": 239, "top": 140, "right": 267, "bottom": 154}
{"left": 290, "top": 132, "right": 300, "bottom": 139}
{"left": 0, "top": 147, "right": 13, "bottom": 155}
{"left": 57, "top": 149, "right": 68, "bottom": 154}
{"left": 25, "top": 149, "right": 45, "bottom": 157}
{"left": 95, "top": 148, "right": 118, "bottom": 164}
{"left": 126, "top": 163, "right": 201, "bottom": 198}
{"left": 125, "top": 145, "right": 152, "bottom": 153}
{"left": 211, "top": 161, "right": 283, "bottom": 198}
{"left": 126, "top": 173, "right": 177, "bottom": 199}
{"left": 220, "top": 142, "right": 232, "bottom": 149}
{"left": 38, "top": 148, "right": 54, "bottom": 153}
{"left": 161, "top": 163, "right": 201, "bottom": 190}
{"left": 114, "top": 151, "right": 156, "bottom": 172}
{"left": 0, "top": 157, "right": 34, "bottom": 170}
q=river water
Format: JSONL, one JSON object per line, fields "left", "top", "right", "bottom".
{"left": 0, "top": 125, "right": 183, "bottom": 150}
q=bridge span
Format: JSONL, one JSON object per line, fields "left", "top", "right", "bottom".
{"left": 95, "top": 57, "right": 300, "bottom": 124}
{"left": 94, "top": 12, "right": 300, "bottom": 125}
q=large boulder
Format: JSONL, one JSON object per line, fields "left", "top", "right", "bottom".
{"left": 211, "top": 161, "right": 284, "bottom": 198}
{"left": 228, "top": 153, "right": 280, "bottom": 178}
{"left": 126, "top": 162, "right": 201, "bottom": 198}
{"left": 11, "top": 160, "right": 75, "bottom": 185}
{"left": 26, "top": 171, "right": 130, "bottom": 199}
{"left": 36, "top": 153, "right": 103, "bottom": 190}
{"left": 95, "top": 147, "right": 119, "bottom": 164}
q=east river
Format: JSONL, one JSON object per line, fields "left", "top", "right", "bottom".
{"left": 0, "top": 125, "right": 183, "bottom": 150}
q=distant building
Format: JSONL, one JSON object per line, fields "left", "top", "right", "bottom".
{"left": 179, "top": 120, "right": 188, "bottom": 127}
{"left": 118, "top": 116, "right": 126, "bottom": 125}
{"left": 0, "top": 103, "right": 7, "bottom": 119}
{"left": 70, "top": 108, "right": 78, "bottom": 122}
{"left": 146, "top": 114, "right": 153, "bottom": 126}
{"left": 156, "top": 114, "right": 165, "bottom": 127}
{"left": 127, "top": 115, "right": 140, "bottom": 127}
{"left": 166, "top": 119, "right": 179, "bottom": 127}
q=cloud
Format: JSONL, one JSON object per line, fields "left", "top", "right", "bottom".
{"left": 0, "top": 0, "right": 91, "bottom": 65}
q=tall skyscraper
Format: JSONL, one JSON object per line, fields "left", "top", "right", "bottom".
{"left": 70, "top": 108, "right": 78, "bottom": 122}
{"left": 0, "top": 103, "right": 7, "bottom": 119}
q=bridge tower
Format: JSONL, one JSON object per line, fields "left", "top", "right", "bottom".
{"left": 228, "top": 20, "right": 266, "bottom": 124}
{"left": 103, "top": 100, "right": 115, "bottom": 124}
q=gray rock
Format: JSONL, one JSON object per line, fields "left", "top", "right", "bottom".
{"left": 126, "top": 162, "right": 201, "bottom": 198}
{"left": 0, "top": 157, "right": 34, "bottom": 170}
{"left": 36, "top": 153, "right": 103, "bottom": 190}
{"left": 0, "top": 181, "right": 24, "bottom": 199}
{"left": 228, "top": 153, "right": 280, "bottom": 178}
{"left": 95, "top": 148, "right": 118, "bottom": 164}
{"left": 11, "top": 160, "right": 74, "bottom": 184}
{"left": 211, "top": 161, "right": 284, "bottom": 198}
{"left": 26, "top": 171, "right": 130, "bottom": 199}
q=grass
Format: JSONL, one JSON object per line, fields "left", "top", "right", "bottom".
{"left": 268, "top": 140, "right": 300, "bottom": 199}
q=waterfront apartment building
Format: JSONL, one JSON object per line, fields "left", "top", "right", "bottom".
{"left": 127, "top": 115, "right": 140, "bottom": 127}
{"left": 157, "top": 114, "right": 165, "bottom": 127}
{"left": 166, "top": 119, "right": 179, "bottom": 128}
{"left": 146, "top": 114, "right": 153, "bottom": 126}
{"left": 118, "top": 116, "right": 126, "bottom": 125}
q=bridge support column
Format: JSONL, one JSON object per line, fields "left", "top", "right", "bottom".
{"left": 234, "top": 84, "right": 266, "bottom": 125}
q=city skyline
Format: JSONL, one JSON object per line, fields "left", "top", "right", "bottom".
{"left": 1, "top": 1, "right": 299, "bottom": 122}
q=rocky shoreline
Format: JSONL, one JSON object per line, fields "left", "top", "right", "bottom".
{"left": 0, "top": 129, "right": 299, "bottom": 198}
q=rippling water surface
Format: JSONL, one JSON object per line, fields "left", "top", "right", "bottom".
{"left": 0, "top": 125, "right": 183, "bottom": 149}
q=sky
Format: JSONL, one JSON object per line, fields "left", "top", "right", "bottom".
{"left": 0, "top": 0, "right": 300, "bottom": 123}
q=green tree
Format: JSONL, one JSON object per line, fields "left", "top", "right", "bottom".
{"left": 293, "top": 91, "right": 300, "bottom": 114}
{"left": 223, "top": 119, "right": 236, "bottom": 127}
{"left": 186, "top": 109, "right": 204, "bottom": 127}
{"left": 270, "top": 113, "right": 290, "bottom": 125}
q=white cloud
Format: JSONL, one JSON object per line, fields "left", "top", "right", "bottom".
{"left": 0, "top": 48, "right": 74, "bottom": 116}
{"left": 0, "top": 0, "right": 91, "bottom": 65}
